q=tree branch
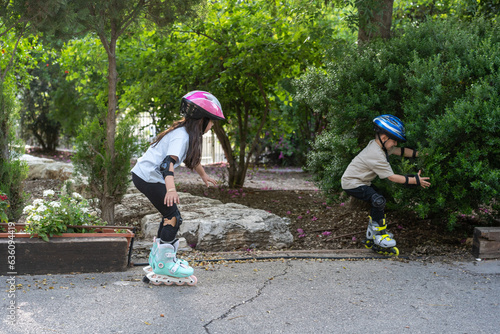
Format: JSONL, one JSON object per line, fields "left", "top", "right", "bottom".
{"left": 245, "top": 75, "right": 269, "bottom": 170}
{"left": 0, "top": 23, "right": 27, "bottom": 82}
{"left": 117, "top": 0, "right": 146, "bottom": 37}
{"left": 179, "top": 27, "right": 223, "bottom": 45}
{"left": 87, "top": 4, "right": 110, "bottom": 54}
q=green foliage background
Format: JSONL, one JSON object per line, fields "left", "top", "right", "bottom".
{"left": 2, "top": 0, "right": 500, "bottom": 229}
{"left": 72, "top": 115, "right": 140, "bottom": 220}
{"left": 0, "top": 82, "right": 28, "bottom": 221}
{"left": 302, "top": 18, "right": 500, "bottom": 228}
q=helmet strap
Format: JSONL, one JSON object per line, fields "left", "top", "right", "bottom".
{"left": 202, "top": 118, "right": 210, "bottom": 133}
{"left": 377, "top": 132, "right": 390, "bottom": 162}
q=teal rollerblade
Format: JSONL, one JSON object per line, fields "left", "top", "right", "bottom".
{"left": 362, "top": 216, "right": 399, "bottom": 256}
{"left": 143, "top": 238, "right": 197, "bottom": 286}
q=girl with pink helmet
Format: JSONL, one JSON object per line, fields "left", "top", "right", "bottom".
{"left": 131, "top": 90, "right": 227, "bottom": 285}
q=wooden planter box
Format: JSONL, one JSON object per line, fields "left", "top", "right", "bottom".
{"left": 0, "top": 224, "right": 135, "bottom": 275}
{"left": 472, "top": 227, "right": 500, "bottom": 259}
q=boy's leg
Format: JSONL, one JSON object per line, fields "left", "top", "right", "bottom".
{"left": 344, "top": 185, "right": 385, "bottom": 221}
{"left": 344, "top": 186, "right": 397, "bottom": 253}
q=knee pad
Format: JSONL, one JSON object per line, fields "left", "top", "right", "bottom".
{"left": 371, "top": 193, "right": 386, "bottom": 209}
{"left": 159, "top": 209, "right": 182, "bottom": 243}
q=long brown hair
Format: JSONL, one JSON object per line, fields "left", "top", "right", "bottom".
{"left": 151, "top": 118, "right": 206, "bottom": 169}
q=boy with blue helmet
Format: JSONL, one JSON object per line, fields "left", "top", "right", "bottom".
{"left": 341, "top": 114, "right": 431, "bottom": 256}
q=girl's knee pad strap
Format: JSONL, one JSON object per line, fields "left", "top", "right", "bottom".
{"left": 159, "top": 209, "right": 182, "bottom": 243}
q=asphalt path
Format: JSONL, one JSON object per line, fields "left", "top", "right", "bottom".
{"left": 2, "top": 257, "right": 499, "bottom": 334}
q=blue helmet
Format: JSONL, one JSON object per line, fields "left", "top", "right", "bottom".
{"left": 373, "top": 114, "right": 406, "bottom": 142}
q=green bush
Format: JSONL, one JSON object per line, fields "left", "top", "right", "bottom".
{"left": 0, "top": 82, "right": 28, "bottom": 222}
{"left": 72, "top": 115, "right": 140, "bottom": 223}
{"left": 0, "top": 159, "right": 29, "bottom": 221}
{"left": 301, "top": 18, "right": 500, "bottom": 228}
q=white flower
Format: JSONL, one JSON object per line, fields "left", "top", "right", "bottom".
{"left": 80, "top": 207, "right": 89, "bottom": 214}
{"left": 43, "top": 190, "right": 55, "bottom": 197}
{"left": 23, "top": 205, "right": 35, "bottom": 214}
{"left": 72, "top": 192, "right": 83, "bottom": 200}
{"left": 33, "top": 199, "right": 44, "bottom": 206}
{"left": 49, "top": 201, "right": 61, "bottom": 208}
{"left": 31, "top": 215, "right": 42, "bottom": 222}
{"left": 36, "top": 205, "right": 48, "bottom": 213}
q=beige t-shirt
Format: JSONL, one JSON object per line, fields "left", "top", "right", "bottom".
{"left": 341, "top": 139, "right": 395, "bottom": 190}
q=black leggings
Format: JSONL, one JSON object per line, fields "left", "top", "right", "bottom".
{"left": 131, "top": 173, "right": 181, "bottom": 242}
{"left": 344, "top": 185, "right": 386, "bottom": 223}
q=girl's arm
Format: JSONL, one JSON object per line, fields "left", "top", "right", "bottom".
{"left": 388, "top": 170, "right": 430, "bottom": 188}
{"left": 194, "top": 164, "right": 217, "bottom": 187}
{"left": 163, "top": 155, "right": 179, "bottom": 206}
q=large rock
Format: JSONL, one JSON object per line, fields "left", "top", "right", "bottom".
{"left": 20, "top": 154, "right": 74, "bottom": 180}
{"left": 139, "top": 192, "right": 293, "bottom": 251}
{"left": 114, "top": 192, "right": 157, "bottom": 224}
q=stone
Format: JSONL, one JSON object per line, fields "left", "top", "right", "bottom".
{"left": 20, "top": 154, "right": 74, "bottom": 180}
{"left": 139, "top": 192, "right": 293, "bottom": 251}
{"left": 114, "top": 192, "right": 157, "bottom": 224}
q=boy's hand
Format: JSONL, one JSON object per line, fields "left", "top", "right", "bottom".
{"left": 418, "top": 170, "right": 431, "bottom": 188}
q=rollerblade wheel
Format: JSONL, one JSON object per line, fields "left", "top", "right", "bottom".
{"left": 362, "top": 239, "right": 374, "bottom": 249}
{"left": 187, "top": 275, "right": 198, "bottom": 286}
{"left": 393, "top": 247, "right": 399, "bottom": 256}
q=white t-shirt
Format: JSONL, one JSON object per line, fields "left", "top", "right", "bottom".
{"left": 131, "top": 127, "right": 189, "bottom": 184}
{"left": 341, "top": 139, "right": 395, "bottom": 190}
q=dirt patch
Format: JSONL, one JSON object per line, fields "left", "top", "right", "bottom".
{"left": 21, "top": 151, "right": 476, "bottom": 261}
{"left": 162, "top": 165, "right": 476, "bottom": 260}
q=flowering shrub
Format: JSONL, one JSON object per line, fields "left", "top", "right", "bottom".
{"left": 0, "top": 192, "right": 9, "bottom": 224}
{"left": 23, "top": 189, "right": 105, "bottom": 242}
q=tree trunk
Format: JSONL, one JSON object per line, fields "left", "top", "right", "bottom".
{"left": 357, "top": 0, "right": 394, "bottom": 43}
{"left": 99, "top": 35, "right": 118, "bottom": 224}
{"left": 213, "top": 118, "right": 250, "bottom": 188}
{"left": 100, "top": 196, "right": 115, "bottom": 225}
{"left": 0, "top": 83, "right": 9, "bottom": 162}
{"left": 213, "top": 122, "right": 236, "bottom": 185}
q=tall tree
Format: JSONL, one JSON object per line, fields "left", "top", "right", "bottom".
{"left": 0, "top": 0, "right": 56, "bottom": 220}
{"left": 356, "top": 0, "right": 394, "bottom": 42}
{"left": 58, "top": 1, "right": 201, "bottom": 223}
{"left": 156, "top": 0, "right": 333, "bottom": 187}
{"left": 7, "top": 0, "right": 201, "bottom": 223}
{"left": 19, "top": 57, "right": 63, "bottom": 151}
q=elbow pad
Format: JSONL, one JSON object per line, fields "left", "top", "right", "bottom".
{"left": 159, "top": 156, "right": 177, "bottom": 178}
{"left": 404, "top": 148, "right": 417, "bottom": 159}
{"left": 404, "top": 174, "right": 420, "bottom": 188}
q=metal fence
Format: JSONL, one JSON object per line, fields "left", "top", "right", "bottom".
{"left": 135, "top": 112, "right": 226, "bottom": 164}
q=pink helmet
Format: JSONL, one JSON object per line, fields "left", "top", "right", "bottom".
{"left": 180, "top": 91, "right": 226, "bottom": 121}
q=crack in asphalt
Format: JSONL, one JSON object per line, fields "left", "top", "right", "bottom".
{"left": 203, "top": 260, "right": 292, "bottom": 334}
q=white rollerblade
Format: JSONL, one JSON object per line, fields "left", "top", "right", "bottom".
{"left": 363, "top": 216, "right": 399, "bottom": 256}
{"left": 143, "top": 238, "right": 197, "bottom": 286}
